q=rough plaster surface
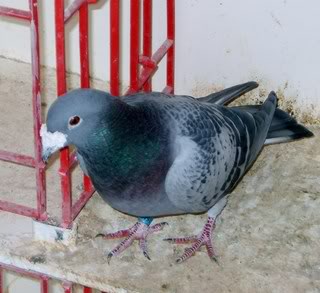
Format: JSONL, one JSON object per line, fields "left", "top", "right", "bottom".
{"left": 0, "top": 58, "right": 319, "bottom": 292}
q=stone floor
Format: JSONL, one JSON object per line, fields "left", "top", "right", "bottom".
{"left": 0, "top": 57, "right": 319, "bottom": 293}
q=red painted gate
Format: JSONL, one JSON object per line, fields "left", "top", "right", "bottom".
{"left": 0, "top": 0, "right": 175, "bottom": 291}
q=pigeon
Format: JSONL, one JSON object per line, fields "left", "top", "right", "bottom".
{"left": 41, "top": 81, "right": 313, "bottom": 263}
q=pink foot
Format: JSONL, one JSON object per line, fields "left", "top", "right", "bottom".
{"left": 97, "top": 221, "right": 168, "bottom": 263}
{"left": 164, "top": 217, "right": 217, "bottom": 264}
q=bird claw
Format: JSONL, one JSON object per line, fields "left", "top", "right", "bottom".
{"left": 166, "top": 217, "right": 218, "bottom": 264}
{"left": 107, "top": 252, "right": 113, "bottom": 264}
{"left": 176, "top": 257, "right": 184, "bottom": 264}
{"left": 211, "top": 255, "right": 219, "bottom": 264}
{"left": 163, "top": 235, "right": 198, "bottom": 244}
{"left": 143, "top": 251, "right": 151, "bottom": 261}
{"left": 98, "top": 221, "right": 167, "bottom": 262}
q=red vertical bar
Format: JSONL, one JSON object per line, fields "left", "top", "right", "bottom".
{"left": 79, "top": 2, "right": 90, "bottom": 88}
{"left": 110, "top": 0, "right": 120, "bottom": 96}
{"left": 63, "top": 282, "right": 72, "bottom": 293}
{"left": 29, "top": 0, "right": 47, "bottom": 221}
{"left": 55, "top": 0, "right": 67, "bottom": 95}
{"left": 55, "top": 0, "right": 72, "bottom": 227}
{"left": 130, "top": 0, "right": 140, "bottom": 93}
{"left": 166, "top": 0, "right": 175, "bottom": 93}
{"left": 83, "top": 287, "right": 92, "bottom": 293}
{"left": 60, "top": 155, "right": 72, "bottom": 228}
{"left": 79, "top": 1, "right": 92, "bottom": 193}
{"left": 142, "top": 0, "right": 152, "bottom": 92}
{"left": 40, "top": 277, "right": 49, "bottom": 293}
{"left": 83, "top": 174, "right": 92, "bottom": 193}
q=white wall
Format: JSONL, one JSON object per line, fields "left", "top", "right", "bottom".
{"left": 174, "top": 0, "right": 320, "bottom": 119}
{"left": 0, "top": 0, "right": 319, "bottom": 119}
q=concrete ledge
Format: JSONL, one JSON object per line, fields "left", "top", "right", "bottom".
{"left": 0, "top": 57, "right": 319, "bottom": 292}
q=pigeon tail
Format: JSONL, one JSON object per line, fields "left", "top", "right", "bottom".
{"left": 230, "top": 105, "right": 314, "bottom": 145}
{"left": 265, "top": 110, "right": 314, "bottom": 145}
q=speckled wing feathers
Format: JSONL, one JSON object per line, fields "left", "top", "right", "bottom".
{"left": 123, "top": 91, "right": 277, "bottom": 214}
{"left": 163, "top": 92, "right": 277, "bottom": 213}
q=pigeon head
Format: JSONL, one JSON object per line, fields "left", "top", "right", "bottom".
{"left": 41, "top": 88, "right": 117, "bottom": 162}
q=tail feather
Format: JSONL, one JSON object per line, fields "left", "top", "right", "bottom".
{"left": 198, "top": 82, "right": 313, "bottom": 144}
{"left": 198, "top": 81, "right": 258, "bottom": 105}
{"left": 231, "top": 104, "right": 314, "bottom": 145}
{"left": 265, "top": 113, "right": 313, "bottom": 145}
{"left": 247, "top": 91, "right": 278, "bottom": 163}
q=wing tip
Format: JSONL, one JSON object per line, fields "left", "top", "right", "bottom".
{"left": 248, "top": 81, "right": 259, "bottom": 89}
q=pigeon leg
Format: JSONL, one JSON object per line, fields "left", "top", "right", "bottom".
{"left": 97, "top": 217, "right": 168, "bottom": 263}
{"left": 165, "top": 217, "right": 217, "bottom": 263}
{"left": 164, "top": 197, "right": 227, "bottom": 263}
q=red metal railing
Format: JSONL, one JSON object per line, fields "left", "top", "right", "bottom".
{"left": 55, "top": 0, "right": 175, "bottom": 228}
{"left": 126, "top": 0, "right": 175, "bottom": 95}
{"left": 0, "top": 0, "right": 174, "bottom": 228}
{"left": 0, "top": 264, "right": 107, "bottom": 293}
{"left": 0, "top": 264, "right": 49, "bottom": 293}
{"left": 110, "top": 0, "right": 120, "bottom": 96}
{"left": 0, "top": 0, "right": 47, "bottom": 221}
{"left": 54, "top": 0, "right": 97, "bottom": 228}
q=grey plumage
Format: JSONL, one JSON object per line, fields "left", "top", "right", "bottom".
{"left": 197, "top": 81, "right": 313, "bottom": 144}
{"left": 135, "top": 91, "right": 277, "bottom": 215}
{"left": 42, "top": 83, "right": 313, "bottom": 218}
{"left": 198, "top": 81, "right": 258, "bottom": 105}
{"left": 231, "top": 105, "right": 313, "bottom": 145}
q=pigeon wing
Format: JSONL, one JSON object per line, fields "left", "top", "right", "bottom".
{"left": 164, "top": 92, "right": 277, "bottom": 214}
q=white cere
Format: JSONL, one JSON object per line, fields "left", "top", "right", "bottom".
{"left": 40, "top": 124, "right": 67, "bottom": 151}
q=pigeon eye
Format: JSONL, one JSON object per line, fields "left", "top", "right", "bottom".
{"left": 68, "top": 116, "right": 81, "bottom": 128}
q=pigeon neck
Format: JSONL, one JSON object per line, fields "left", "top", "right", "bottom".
{"left": 79, "top": 100, "right": 168, "bottom": 182}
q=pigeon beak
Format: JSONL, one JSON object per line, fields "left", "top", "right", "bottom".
{"left": 40, "top": 124, "right": 68, "bottom": 163}
{"left": 41, "top": 146, "right": 60, "bottom": 163}
{"left": 42, "top": 149, "right": 50, "bottom": 163}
